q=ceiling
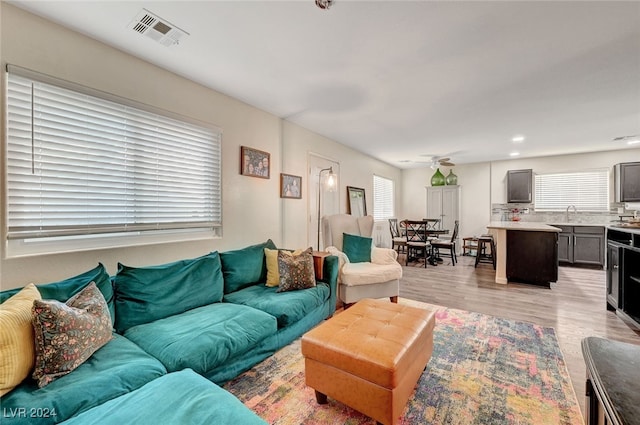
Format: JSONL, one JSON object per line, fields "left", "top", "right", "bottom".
{"left": 10, "top": 0, "right": 640, "bottom": 168}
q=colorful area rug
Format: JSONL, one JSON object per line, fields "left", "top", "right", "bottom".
{"left": 224, "top": 305, "right": 583, "bottom": 425}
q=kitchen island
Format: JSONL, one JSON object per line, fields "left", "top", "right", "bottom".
{"left": 487, "top": 221, "right": 561, "bottom": 286}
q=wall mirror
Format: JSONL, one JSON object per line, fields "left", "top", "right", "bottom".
{"left": 347, "top": 186, "right": 367, "bottom": 217}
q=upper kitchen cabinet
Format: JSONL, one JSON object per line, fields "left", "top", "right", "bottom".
{"left": 507, "top": 169, "right": 533, "bottom": 203}
{"left": 614, "top": 162, "right": 640, "bottom": 202}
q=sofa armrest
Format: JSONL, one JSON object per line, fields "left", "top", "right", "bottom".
{"left": 371, "top": 246, "right": 399, "bottom": 265}
{"left": 317, "top": 255, "right": 339, "bottom": 316}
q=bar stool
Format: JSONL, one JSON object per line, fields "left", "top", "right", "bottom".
{"left": 475, "top": 234, "right": 496, "bottom": 269}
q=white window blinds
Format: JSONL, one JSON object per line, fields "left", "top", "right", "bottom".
{"left": 6, "top": 66, "right": 222, "bottom": 242}
{"left": 373, "top": 175, "right": 395, "bottom": 220}
{"left": 534, "top": 170, "right": 609, "bottom": 212}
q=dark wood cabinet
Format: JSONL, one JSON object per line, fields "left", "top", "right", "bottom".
{"left": 606, "top": 242, "right": 621, "bottom": 311}
{"left": 506, "top": 169, "right": 532, "bottom": 203}
{"left": 614, "top": 162, "right": 640, "bottom": 202}
{"left": 606, "top": 228, "right": 640, "bottom": 328}
{"left": 556, "top": 225, "right": 572, "bottom": 263}
{"left": 554, "top": 225, "right": 604, "bottom": 268}
{"left": 506, "top": 230, "right": 558, "bottom": 287}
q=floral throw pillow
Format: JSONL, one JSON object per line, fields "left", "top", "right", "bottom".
{"left": 32, "top": 282, "right": 113, "bottom": 388}
{"left": 277, "top": 248, "right": 316, "bottom": 293}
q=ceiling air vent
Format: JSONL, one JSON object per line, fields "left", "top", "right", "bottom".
{"left": 129, "top": 9, "right": 188, "bottom": 47}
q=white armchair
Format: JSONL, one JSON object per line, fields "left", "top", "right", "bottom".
{"left": 322, "top": 214, "right": 402, "bottom": 307}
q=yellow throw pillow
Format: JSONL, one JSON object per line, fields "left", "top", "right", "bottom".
{"left": 0, "top": 283, "right": 41, "bottom": 396}
{"left": 264, "top": 248, "right": 280, "bottom": 287}
{"left": 264, "top": 248, "right": 305, "bottom": 287}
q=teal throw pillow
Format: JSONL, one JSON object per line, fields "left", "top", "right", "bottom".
{"left": 220, "top": 239, "right": 277, "bottom": 294}
{"left": 114, "top": 251, "right": 224, "bottom": 333}
{"left": 0, "top": 263, "right": 114, "bottom": 324}
{"left": 342, "top": 233, "right": 373, "bottom": 263}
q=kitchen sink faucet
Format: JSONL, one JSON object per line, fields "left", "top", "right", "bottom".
{"left": 566, "top": 205, "right": 577, "bottom": 222}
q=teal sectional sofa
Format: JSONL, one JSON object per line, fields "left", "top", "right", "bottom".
{"left": 0, "top": 240, "right": 338, "bottom": 424}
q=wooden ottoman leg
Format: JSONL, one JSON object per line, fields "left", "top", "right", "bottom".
{"left": 315, "top": 390, "right": 328, "bottom": 404}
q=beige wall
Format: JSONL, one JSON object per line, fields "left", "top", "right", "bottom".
{"left": 280, "top": 121, "right": 402, "bottom": 249}
{"left": 0, "top": 4, "right": 399, "bottom": 290}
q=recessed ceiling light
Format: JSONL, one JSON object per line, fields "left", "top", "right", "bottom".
{"left": 512, "top": 135, "right": 525, "bottom": 143}
{"left": 509, "top": 152, "right": 520, "bottom": 157}
{"left": 628, "top": 139, "right": 640, "bottom": 145}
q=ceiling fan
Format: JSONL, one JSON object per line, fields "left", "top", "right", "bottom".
{"left": 422, "top": 155, "right": 456, "bottom": 169}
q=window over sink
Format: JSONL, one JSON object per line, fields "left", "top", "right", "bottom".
{"left": 534, "top": 169, "right": 609, "bottom": 212}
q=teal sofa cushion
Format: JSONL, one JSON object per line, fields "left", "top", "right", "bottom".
{"left": 0, "top": 334, "right": 166, "bottom": 425}
{"left": 123, "top": 303, "right": 277, "bottom": 374}
{"left": 342, "top": 233, "right": 372, "bottom": 263}
{"left": 220, "top": 239, "right": 276, "bottom": 294}
{"left": 114, "top": 251, "right": 224, "bottom": 333}
{"left": 59, "top": 370, "right": 267, "bottom": 425}
{"left": 0, "top": 263, "right": 114, "bottom": 324}
{"left": 223, "top": 282, "right": 330, "bottom": 328}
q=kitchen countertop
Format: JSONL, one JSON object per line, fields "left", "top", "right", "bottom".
{"left": 608, "top": 224, "right": 640, "bottom": 235}
{"left": 549, "top": 222, "right": 610, "bottom": 227}
{"left": 487, "top": 221, "right": 561, "bottom": 232}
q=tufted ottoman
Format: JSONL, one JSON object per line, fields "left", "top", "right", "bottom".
{"left": 301, "top": 298, "right": 436, "bottom": 425}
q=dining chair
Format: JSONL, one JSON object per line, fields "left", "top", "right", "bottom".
{"left": 422, "top": 218, "right": 441, "bottom": 231}
{"left": 431, "top": 220, "right": 459, "bottom": 266}
{"left": 404, "top": 220, "right": 430, "bottom": 268}
{"left": 388, "top": 218, "right": 407, "bottom": 254}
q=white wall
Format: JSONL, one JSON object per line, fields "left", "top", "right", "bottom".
{"left": 402, "top": 149, "right": 640, "bottom": 242}
{"left": 490, "top": 149, "right": 640, "bottom": 205}
{"left": 0, "top": 4, "right": 400, "bottom": 290}
{"left": 401, "top": 164, "right": 492, "bottom": 239}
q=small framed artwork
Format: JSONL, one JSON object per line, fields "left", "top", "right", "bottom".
{"left": 347, "top": 186, "right": 367, "bottom": 217}
{"left": 280, "top": 174, "right": 302, "bottom": 199}
{"left": 240, "top": 146, "right": 270, "bottom": 179}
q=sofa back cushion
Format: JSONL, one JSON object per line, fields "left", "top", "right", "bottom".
{"left": 220, "top": 239, "right": 276, "bottom": 294}
{"left": 0, "top": 263, "right": 114, "bottom": 324}
{"left": 114, "top": 251, "right": 224, "bottom": 333}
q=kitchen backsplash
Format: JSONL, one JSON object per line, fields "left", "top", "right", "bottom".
{"left": 491, "top": 203, "right": 634, "bottom": 224}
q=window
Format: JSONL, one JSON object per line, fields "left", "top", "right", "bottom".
{"left": 373, "top": 175, "right": 394, "bottom": 220}
{"left": 5, "top": 65, "right": 222, "bottom": 255}
{"left": 534, "top": 169, "right": 609, "bottom": 211}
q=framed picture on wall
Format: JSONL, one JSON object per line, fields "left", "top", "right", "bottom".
{"left": 240, "top": 146, "right": 270, "bottom": 179}
{"left": 347, "top": 186, "right": 367, "bottom": 217}
{"left": 280, "top": 174, "right": 302, "bottom": 199}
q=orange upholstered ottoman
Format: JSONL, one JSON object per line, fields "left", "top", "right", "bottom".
{"left": 301, "top": 298, "right": 436, "bottom": 425}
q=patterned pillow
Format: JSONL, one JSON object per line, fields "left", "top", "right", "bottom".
{"left": 277, "top": 248, "right": 316, "bottom": 293}
{"left": 265, "top": 248, "right": 306, "bottom": 287}
{"left": 32, "top": 282, "right": 113, "bottom": 388}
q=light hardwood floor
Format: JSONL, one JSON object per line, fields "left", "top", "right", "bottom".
{"left": 398, "top": 254, "right": 640, "bottom": 415}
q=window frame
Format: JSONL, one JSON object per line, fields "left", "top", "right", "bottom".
{"left": 533, "top": 168, "right": 610, "bottom": 212}
{"left": 4, "top": 65, "right": 223, "bottom": 257}
{"left": 372, "top": 174, "right": 395, "bottom": 221}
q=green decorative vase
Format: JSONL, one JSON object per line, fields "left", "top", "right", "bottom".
{"left": 445, "top": 170, "right": 458, "bottom": 185}
{"left": 430, "top": 168, "right": 445, "bottom": 186}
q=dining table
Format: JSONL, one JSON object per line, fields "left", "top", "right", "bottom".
{"left": 403, "top": 220, "right": 449, "bottom": 266}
